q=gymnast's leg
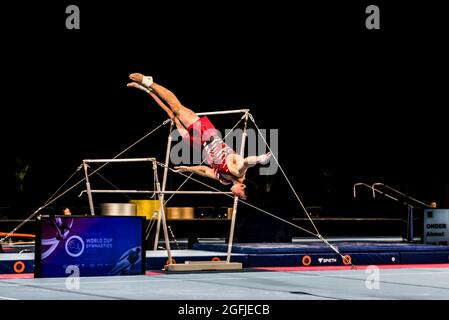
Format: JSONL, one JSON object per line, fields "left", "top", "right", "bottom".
{"left": 128, "top": 73, "right": 199, "bottom": 128}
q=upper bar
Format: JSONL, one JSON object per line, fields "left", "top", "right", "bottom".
{"left": 196, "top": 109, "right": 249, "bottom": 116}
{"left": 83, "top": 158, "right": 156, "bottom": 163}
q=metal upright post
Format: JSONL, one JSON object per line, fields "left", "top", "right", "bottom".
{"left": 226, "top": 111, "right": 249, "bottom": 263}
{"left": 83, "top": 161, "right": 95, "bottom": 215}
{"left": 152, "top": 160, "right": 173, "bottom": 263}
{"left": 153, "top": 120, "right": 174, "bottom": 250}
{"left": 407, "top": 206, "right": 414, "bottom": 243}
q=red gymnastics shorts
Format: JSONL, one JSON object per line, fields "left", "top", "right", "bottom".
{"left": 183, "top": 116, "right": 220, "bottom": 150}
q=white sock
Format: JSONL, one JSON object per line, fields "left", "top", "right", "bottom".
{"left": 141, "top": 76, "right": 153, "bottom": 88}
{"left": 136, "top": 83, "right": 151, "bottom": 93}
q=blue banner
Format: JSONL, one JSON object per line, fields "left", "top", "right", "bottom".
{"left": 36, "top": 216, "right": 144, "bottom": 277}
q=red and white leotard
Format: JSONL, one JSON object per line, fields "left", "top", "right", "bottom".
{"left": 183, "top": 116, "right": 219, "bottom": 150}
{"left": 203, "top": 137, "right": 236, "bottom": 185}
{"left": 183, "top": 117, "right": 237, "bottom": 184}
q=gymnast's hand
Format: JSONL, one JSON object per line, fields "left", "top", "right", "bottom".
{"left": 174, "top": 166, "right": 190, "bottom": 173}
{"left": 257, "top": 152, "right": 272, "bottom": 165}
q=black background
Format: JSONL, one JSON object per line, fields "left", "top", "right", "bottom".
{"left": 0, "top": 1, "right": 448, "bottom": 231}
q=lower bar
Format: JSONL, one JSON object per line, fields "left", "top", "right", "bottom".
{"left": 84, "top": 190, "right": 233, "bottom": 195}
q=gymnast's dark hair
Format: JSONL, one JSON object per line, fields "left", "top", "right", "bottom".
{"left": 243, "top": 177, "right": 259, "bottom": 199}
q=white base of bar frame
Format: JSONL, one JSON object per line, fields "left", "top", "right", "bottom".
{"left": 165, "top": 261, "right": 242, "bottom": 272}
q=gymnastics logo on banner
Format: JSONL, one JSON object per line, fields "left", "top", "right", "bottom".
{"left": 35, "top": 216, "right": 145, "bottom": 277}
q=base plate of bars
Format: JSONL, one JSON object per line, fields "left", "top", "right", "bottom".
{"left": 165, "top": 260, "right": 243, "bottom": 272}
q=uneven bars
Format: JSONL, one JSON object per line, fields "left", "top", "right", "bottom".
{"left": 83, "top": 158, "right": 156, "bottom": 163}
{"left": 80, "top": 190, "right": 233, "bottom": 195}
{"left": 196, "top": 109, "right": 249, "bottom": 116}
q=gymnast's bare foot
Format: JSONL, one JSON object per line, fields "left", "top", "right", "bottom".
{"left": 127, "top": 82, "right": 141, "bottom": 89}
{"left": 126, "top": 82, "right": 151, "bottom": 92}
{"left": 129, "top": 73, "right": 153, "bottom": 88}
{"left": 129, "top": 73, "right": 144, "bottom": 83}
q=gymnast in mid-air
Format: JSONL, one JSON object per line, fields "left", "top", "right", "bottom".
{"left": 127, "top": 73, "right": 271, "bottom": 200}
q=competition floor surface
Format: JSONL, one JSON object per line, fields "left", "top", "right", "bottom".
{"left": 1, "top": 264, "right": 449, "bottom": 300}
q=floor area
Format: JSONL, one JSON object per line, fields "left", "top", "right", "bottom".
{"left": 1, "top": 265, "right": 449, "bottom": 300}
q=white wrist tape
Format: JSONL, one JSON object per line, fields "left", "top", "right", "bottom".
{"left": 137, "top": 83, "right": 150, "bottom": 93}
{"left": 141, "top": 76, "right": 153, "bottom": 88}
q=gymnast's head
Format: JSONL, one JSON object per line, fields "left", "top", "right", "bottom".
{"left": 231, "top": 181, "right": 247, "bottom": 200}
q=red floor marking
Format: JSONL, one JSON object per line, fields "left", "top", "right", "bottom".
{"left": 1, "top": 272, "right": 164, "bottom": 278}
{"left": 253, "top": 263, "right": 449, "bottom": 272}
{"left": 3, "top": 264, "right": 449, "bottom": 278}
{"left": 0, "top": 273, "right": 34, "bottom": 279}
{"left": 146, "top": 271, "right": 165, "bottom": 275}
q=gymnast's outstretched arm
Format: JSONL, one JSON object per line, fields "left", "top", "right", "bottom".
{"left": 174, "top": 165, "right": 217, "bottom": 180}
